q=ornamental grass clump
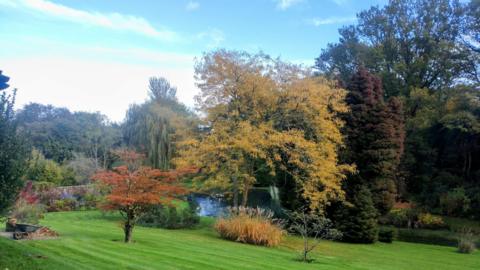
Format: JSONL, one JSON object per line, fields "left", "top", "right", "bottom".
{"left": 214, "top": 207, "right": 285, "bottom": 247}
{"left": 458, "top": 228, "right": 477, "bottom": 254}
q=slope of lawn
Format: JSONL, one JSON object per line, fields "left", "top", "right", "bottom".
{"left": 1, "top": 211, "right": 479, "bottom": 270}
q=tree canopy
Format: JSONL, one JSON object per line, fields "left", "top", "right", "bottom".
{"left": 0, "top": 72, "right": 30, "bottom": 214}
{"left": 176, "top": 50, "right": 353, "bottom": 210}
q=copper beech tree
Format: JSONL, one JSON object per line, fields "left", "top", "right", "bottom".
{"left": 92, "top": 150, "right": 193, "bottom": 243}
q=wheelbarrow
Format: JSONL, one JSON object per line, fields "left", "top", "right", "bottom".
{"left": 12, "top": 223, "right": 43, "bottom": 240}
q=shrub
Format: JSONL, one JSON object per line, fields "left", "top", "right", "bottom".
{"left": 35, "top": 185, "right": 101, "bottom": 212}
{"left": 65, "top": 153, "right": 97, "bottom": 185}
{"left": 336, "top": 186, "right": 378, "bottom": 243}
{"left": 287, "top": 208, "right": 341, "bottom": 262}
{"left": 10, "top": 199, "right": 45, "bottom": 224}
{"left": 439, "top": 187, "right": 471, "bottom": 217}
{"left": 380, "top": 209, "right": 448, "bottom": 230}
{"left": 9, "top": 181, "right": 46, "bottom": 224}
{"left": 379, "top": 209, "right": 409, "bottom": 227}
{"left": 51, "top": 198, "right": 77, "bottom": 212}
{"left": 82, "top": 192, "right": 101, "bottom": 209}
{"left": 138, "top": 199, "right": 200, "bottom": 229}
{"left": 181, "top": 199, "right": 201, "bottom": 228}
{"left": 32, "top": 181, "right": 56, "bottom": 192}
{"left": 25, "top": 149, "right": 64, "bottom": 185}
{"left": 214, "top": 207, "right": 285, "bottom": 247}
{"left": 378, "top": 228, "right": 395, "bottom": 243}
{"left": 458, "top": 228, "right": 477, "bottom": 254}
{"left": 417, "top": 213, "right": 448, "bottom": 230}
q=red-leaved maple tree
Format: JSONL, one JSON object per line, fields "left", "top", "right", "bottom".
{"left": 92, "top": 150, "right": 194, "bottom": 243}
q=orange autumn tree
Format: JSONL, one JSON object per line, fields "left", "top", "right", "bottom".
{"left": 92, "top": 150, "right": 192, "bottom": 243}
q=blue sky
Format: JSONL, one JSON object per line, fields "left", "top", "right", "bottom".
{"left": 0, "top": 0, "right": 386, "bottom": 121}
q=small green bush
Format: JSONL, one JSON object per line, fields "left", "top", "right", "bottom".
{"left": 458, "top": 228, "right": 477, "bottom": 254}
{"left": 180, "top": 200, "right": 201, "bottom": 228}
{"left": 439, "top": 187, "right": 471, "bottom": 217}
{"left": 336, "top": 187, "right": 378, "bottom": 243}
{"left": 378, "top": 228, "right": 395, "bottom": 243}
{"left": 138, "top": 199, "right": 200, "bottom": 229}
{"left": 25, "top": 149, "right": 64, "bottom": 185}
{"left": 10, "top": 200, "right": 45, "bottom": 224}
{"left": 417, "top": 213, "right": 448, "bottom": 230}
{"left": 51, "top": 198, "right": 77, "bottom": 212}
{"left": 380, "top": 209, "right": 449, "bottom": 230}
{"left": 82, "top": 193, "right": 101, "bottom": 209}
{"left": 379, "top": 209, "right": 409, "bottom": 227}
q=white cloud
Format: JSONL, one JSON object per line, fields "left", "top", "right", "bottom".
{"left": 331, "top": 0, "right": 349, "bottom": 6}
{"left": 196, "top": 29, "right": 225, "bottom": 48}
{"left": 84, "top": 46, "right": 196, "bottom": 68}
{"left": 307, "top": 16, "right": 356, "bottom": 26}
{"left": 4, "top": 55, "right": 198, "bottom": 122}
{"left": 186, "top": 1, "right": 200, "bottom": 11}
{"left": 0, "top": 0, "right": 178, "bottom": 41}
{"left": 275, "top": 0, "right": 303, "bottom": 10}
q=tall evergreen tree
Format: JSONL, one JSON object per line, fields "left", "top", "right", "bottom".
{"left": 343, "top": 67, "right": 405, "bottom": 214}
{"left": 0, "top": 71, "right": 30, "bottom": 214}
{"left": 315, "top": 0, "right": 480, "bottom": 218}
{"left": 335, "top": 186, "right": 378, "bottom": 243}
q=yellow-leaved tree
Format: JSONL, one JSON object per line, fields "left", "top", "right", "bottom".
{"left": 175, "top": 49, "right": 353, "bottom": 210}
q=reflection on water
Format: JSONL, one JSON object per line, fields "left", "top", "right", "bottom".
{"left": 192, "top": 194, "right": 226, "bottom": 217}
{"left": 191, "top": 186, "right": 283, "bottom": 217}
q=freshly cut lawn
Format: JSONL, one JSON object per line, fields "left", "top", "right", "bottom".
{"left": 1, "top": 211, "right": 479, "bottom": 270}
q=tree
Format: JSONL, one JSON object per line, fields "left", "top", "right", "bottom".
{"left": 92, "top": 150, "right": 191, "bottom": 243}
{"left": 461, "top": 0, "right": 480, "bottom": 85}
{"left": 335, "top": 186, "right": 378, "bottom": 243}
{"left": 123, "top": 77, "right": 194, "bottom": 170}
{"left": 75, "top": 112, "right": 120, "bottom": 170}
{"left": 177, "top": 50, "right": 353, "bottom": 210}
{"left": 315, "top": 0, "right": 480, "bottom": 218}
{"left": 0, "top": 71, "right": 30, "bottom": 214}
{"left": 0, "top": 71, "right": 9, "bottom": 89}
{"left": 343, "top": 68, "right": 404, "bottom": 214}
{"left": 316, "top": 0, "right": 476, "bottom": 96}
{"left": 288, "top": 208, "right": 341, "bottom": 262}
{"left": 24, "top": 149, "right": 64, "bottom": 185}
{"left": 148, "top": 77, "right": 178, "bottom": 103}
{"left": 65, "top": 153, "right": 98, "bottom": 185}
{"left": 314, "top": 26, "right": 378, "bottom": 86}
{"left": 399, "top": 84, "right": 480, "bottom": 218}
{"left": 16, "top": 103, "right": 121, "bottom": 164}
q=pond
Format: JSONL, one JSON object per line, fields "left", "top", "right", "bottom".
{"left": 190, "top": 186, "right": 283, "bottom": 217}
{"left": 190, "top": 194, "right": 226, "bottom": 217}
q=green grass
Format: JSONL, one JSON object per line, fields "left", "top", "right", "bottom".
{"left": 1, "top": 211, "right": 479, "bottom": 270}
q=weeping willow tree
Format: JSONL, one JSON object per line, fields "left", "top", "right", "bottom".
{"left": 123, "top": 77, "right": 193, "bottom": 170}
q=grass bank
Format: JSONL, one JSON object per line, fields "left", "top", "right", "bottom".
{"left": 0, "top": 211, "right": 479, "bottom": 270}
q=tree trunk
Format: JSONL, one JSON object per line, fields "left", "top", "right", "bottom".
{"left": 103, "top": 148, "right": 108, "bottom": 169}
{"left": 124, "top": 212, "right": 135, "bottom": 243}
{"left": 303, "top": 237, "right": 308, "bottom": 262}
{"left": 232, "top": 175, "right": 239, "bottom": 209}
{"left": 92, "top": 140, "right": 99, "bottom": 171}
{"left": 124, "top": 223, "right": 133, "bottom": 243}
{"left": 241, "top": 185, "right": 250, "bottom": 207}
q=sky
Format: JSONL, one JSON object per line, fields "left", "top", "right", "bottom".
{"left": 0, "top": 0, "right": 387, "bottom": 122}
